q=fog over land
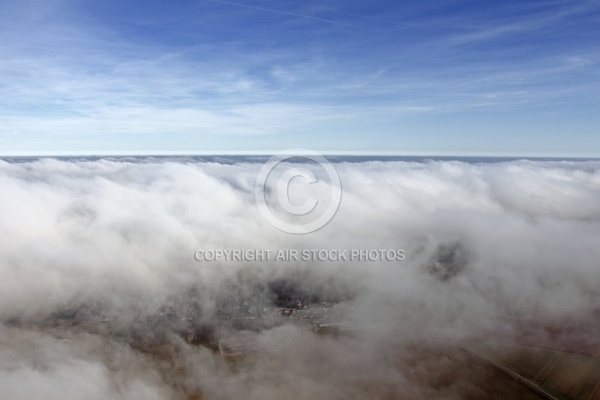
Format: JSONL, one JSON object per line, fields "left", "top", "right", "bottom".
{"left": 1, "top": 158, "right": 599, "bottom": 399}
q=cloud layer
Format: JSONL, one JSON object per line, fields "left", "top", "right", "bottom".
{"left": 1, "top": 158, "right": 599, "bottom": 399}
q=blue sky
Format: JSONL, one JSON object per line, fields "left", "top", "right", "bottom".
{"left": 0, "top": 0, "right": 599, "bottom": 156}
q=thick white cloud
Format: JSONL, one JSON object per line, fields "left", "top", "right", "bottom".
{"left": 0, "top": 158, "right": 599, "bottom": 398}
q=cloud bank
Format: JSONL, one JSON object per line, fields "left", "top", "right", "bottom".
{"left": 0, "top": 157, "right": 599, "bottom": 399}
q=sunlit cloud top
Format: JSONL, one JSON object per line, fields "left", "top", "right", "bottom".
{"left": 1, "top": 0, "right": 599, "bottom": 156}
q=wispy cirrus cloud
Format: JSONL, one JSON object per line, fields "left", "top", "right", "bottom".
{"left": 0, "top": 0, "right": 599, "bottom": 155}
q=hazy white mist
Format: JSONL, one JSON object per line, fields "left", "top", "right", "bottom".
{"left": 1, "top": 158, "right": 599, "bottom": 399}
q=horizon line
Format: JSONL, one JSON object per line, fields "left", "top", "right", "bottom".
{"left": 1, "top": 152, "right": 599, "bottom": 160}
